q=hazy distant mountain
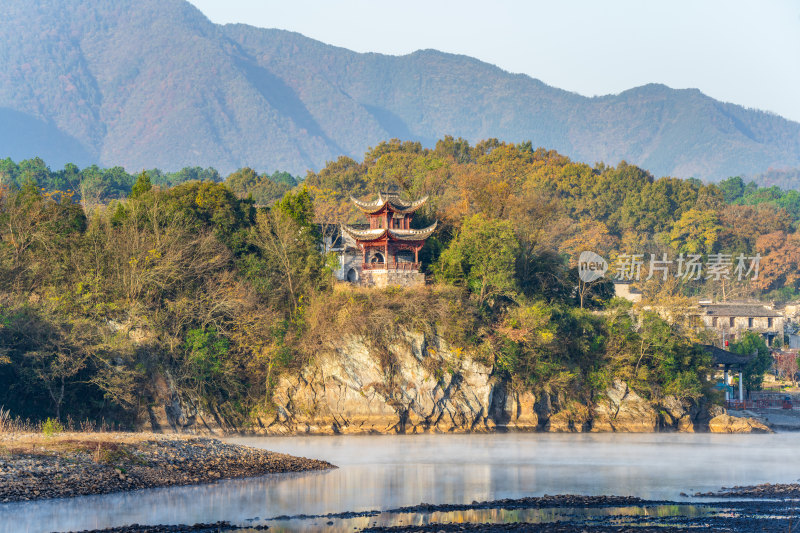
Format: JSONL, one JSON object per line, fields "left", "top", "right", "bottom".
{"left": 751, "top": 168, "right": 800, "bottom": 189}
{"left": 2, "top": 0, "right": 800, "bottom": 181}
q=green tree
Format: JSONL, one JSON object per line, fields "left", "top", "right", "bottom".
{"left": 56, "top": 163, "right": 82, "bottom": 193}
{"left": 731, "top": 331, "right": 772, "bottom": 395}
{"left": 434, "top": 135, "right": 473, "bottom": 164}
{"left": 78, "top": 165, "right": 134, "bottom": 205}
{"left": 718, "top": 176, "right": 745, "bottom": 203}
{"left": 162, "top": 180, "right": 251, "bottom": 252}
{"left": 166, "top": 166, "right": 220, "bottom": 186}
{"left": 0, "top": 157, "right": 19, "bottom": 187}
{"left": 618, "top": 177, "right": 697, "bottom": 234}
{"left": 17, "top": 157, "right": 50, "bottom": 188}
{"left": 129, "top": 170, "right": 152, "bottom": 199}
{"left": 225, "top": 168, "right": 295, "bottom": 205}
{"left": 436, "top": 214, "right": 520, "bottom": 306}
{"left": 225, "top": 167, "right": 259, "bottom": 195}
{"left": 669, "top": 208, "right": 721, "bottom": 255}
{"left": 605, "top": 306, "right": 711, "bottom": 400}
{"left": 249, "top": 191, "right": 327, "bottom": 319}
{"left": 184, "top": 327, "right": 229, "bottom": 385}
{"left": 303, "top": 156, "right": 368, "bottom": 197}
{"left": 275, "top": 186, "right": 316, "bottom": 231}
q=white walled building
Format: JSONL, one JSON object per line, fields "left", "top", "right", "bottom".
{"left": 699, "top": 302, "right": 784, "bottom": 347}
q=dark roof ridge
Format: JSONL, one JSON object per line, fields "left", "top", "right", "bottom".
{"left": 703, "top": 344, "right": 756, "bottom": 366}
{"left": 700, "top": 303, "right": 780, "bottom": 317}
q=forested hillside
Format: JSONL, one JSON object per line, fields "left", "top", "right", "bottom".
{"left": 0, "top": 139, "right": 793, "bottom": 428}
{"left": 3, "top": 0, "right": 800, "bottom": 181}
{"left": 753, "top": 168, "right": 800, "bottom": 190}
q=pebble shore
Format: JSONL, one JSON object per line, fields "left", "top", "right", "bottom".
{"left": 0, "top": 432, "right": 334, "bottom": 502}
{"left": 67, "top": 524, "right": 266, "bottom": 533}
{"left": 694, "top": 481, "right": 800, "bottom": 498}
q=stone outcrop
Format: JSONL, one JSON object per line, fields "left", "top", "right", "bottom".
{"left": 255, "top": 331, "right": 723, "bottom": 435}
{"left": 502, "top": 390, "right": 539, "bottom": 431}
{"left": 591, "top": 380, "right": 658, "bottom": 432}
{"left": 708, "top": 414, "right": 772, "bottom": 433}
{"left": 263, "top": 332, "right": 501, "bottom": 434}
{"left": 143, "top": 327, "right": 735, "bottom": 435}
{"left": 659, "top": 395, "right": 696, "bottom": 432}
{"left": 144, "top": 373, "right": 233, "bottom": 436}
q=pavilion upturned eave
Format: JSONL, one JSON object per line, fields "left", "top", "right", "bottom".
{"left": 342, "top": 221, "right": 437, "bottom": 242}
{"left": 350, "top": 194, "right": 428, "bottom": 215}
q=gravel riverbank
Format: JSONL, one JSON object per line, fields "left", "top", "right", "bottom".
{"left": 55, "top": 494, "right": 800, "bottom": 532}
{"left": 0, "top": 432, "right": 334, "bottom": 502}
{"left": 694, "top": 481, "right": 800, "bottom": 498}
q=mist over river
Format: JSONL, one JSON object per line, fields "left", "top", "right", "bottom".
{"left": 2, "top": 433, "right": 798, "bottom": 532}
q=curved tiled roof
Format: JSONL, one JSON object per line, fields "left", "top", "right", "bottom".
{"left": 342, "top": 227, "right": 387, "bottom": 241}
{"left": 389, "top": 222, "right": 438, "bottom": 241}
{"left": 351, "top": 193, "right": 428, "bottom": 214}
{"left": 342, "top": 221, "right": 437, "bottom": 242}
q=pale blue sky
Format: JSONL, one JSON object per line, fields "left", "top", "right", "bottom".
{"left": 187, "top": 0, "right": 800, "bottom": 122}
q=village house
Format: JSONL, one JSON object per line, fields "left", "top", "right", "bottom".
{"left": 698, "top": 301, "right": 784, "bottom": 347}
{"left": 327, "top": 192, "right": 436, "bottom": 288}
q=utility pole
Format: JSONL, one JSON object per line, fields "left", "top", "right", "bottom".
{"left": 722, "top": 327, "right": 729, "bottom": 402}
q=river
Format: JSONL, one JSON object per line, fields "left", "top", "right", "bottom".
{"left": 1, "top": 432, "right": 798, "bottom": 532}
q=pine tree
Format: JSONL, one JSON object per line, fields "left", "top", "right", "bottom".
{"left": 129, "top": 170, "right": 152, "bottom": 199}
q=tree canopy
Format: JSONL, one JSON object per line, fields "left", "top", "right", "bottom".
{"left": 0, "top": 141, "right": 795, "bottom": 427}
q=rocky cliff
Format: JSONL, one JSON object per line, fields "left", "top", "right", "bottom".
{"left": 146, "top": 328, "right": 771, "bottom": 435}
{"left": 237, "top": 330, "right": 720, "bottom": 435}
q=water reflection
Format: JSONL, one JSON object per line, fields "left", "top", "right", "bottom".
{"left": 1, "top": 433, "right": 797, "bottom": 533}
{"left": 263, "top": 504, "right": 717, "bottom": 532}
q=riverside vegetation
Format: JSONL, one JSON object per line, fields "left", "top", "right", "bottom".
{"left": 0, "top": 138, "right": 793, "bottom": 433}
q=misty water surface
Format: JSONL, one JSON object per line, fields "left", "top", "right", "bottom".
{"left": 1, "top": 433, "right": 798, "bottom": 532}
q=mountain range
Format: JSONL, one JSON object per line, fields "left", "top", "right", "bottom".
{"left": 2, "top": 0, "right": 800, "bottom": 182}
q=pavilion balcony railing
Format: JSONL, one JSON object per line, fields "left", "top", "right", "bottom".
{"left": 362, "top": 261, "right": 420, "bottom": 271}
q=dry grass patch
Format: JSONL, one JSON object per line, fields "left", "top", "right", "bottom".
{"left": 0, "top": 431, "right": 194, "bottom": 458}
{"left": 304, "top": 284, "right": 478, "bottom": 350}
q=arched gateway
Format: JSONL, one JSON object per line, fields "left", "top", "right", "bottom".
{"left": 341, "top": 191, "right": 437, "bottom": 288}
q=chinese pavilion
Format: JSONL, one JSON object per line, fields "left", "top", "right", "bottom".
{"left": 340, "top": 191, "right": 436, "bottom": 287}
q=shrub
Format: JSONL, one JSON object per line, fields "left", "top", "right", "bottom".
{"left": 41, "top": 417, "right": 65, "bottom": 436}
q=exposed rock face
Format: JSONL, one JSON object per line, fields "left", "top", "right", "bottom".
{"left": 548, "top": 410, "right": 587, "bottom": 433}
{"left": 708, "top": 414, "right": 772, "bottom": 433}
{"left": 503, "top": 390, "right": 539, "bottom": 431}
{"left": 264, "top": 332, "right": 503, "bottom": 434}
{"left": 148, "top": 373, "right": 197, "bottom": 432}
{"left": 258, "top": 331, "right": 721, "bottom": 435}
{"left": 145, "top": 373, "right": 231, "bottom": 435}
{"left": 660, "top": 395, "right": 695, "bottom": 432}
{"left": 144, "top": 328, "right": 726, "bottom": 435}
{"left": 591, "top": 380, "right": 658, "bottom": 432}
